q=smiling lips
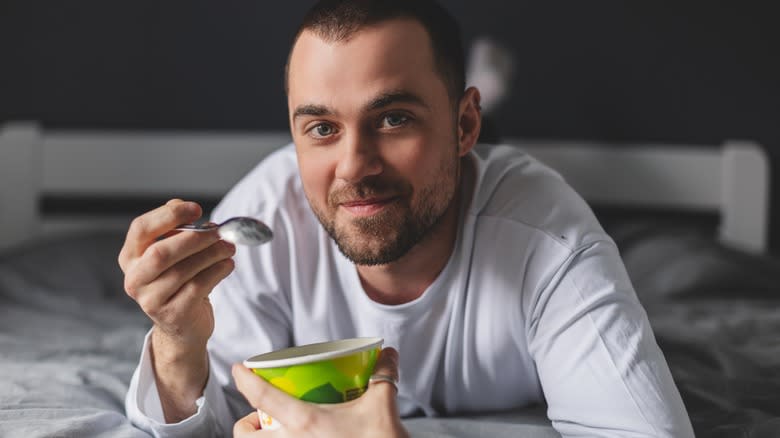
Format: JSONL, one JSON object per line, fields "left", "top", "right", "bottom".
{"left": 339, "top": 197, "right": 397, "bottom": 216}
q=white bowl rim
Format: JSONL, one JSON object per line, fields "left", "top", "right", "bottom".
{"left": 243, "top": 337, "right": 383, "bottom": 369}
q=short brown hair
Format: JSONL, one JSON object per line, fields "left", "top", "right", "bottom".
{"left": 285, "top": 0, "right": 465, "bottom": 102}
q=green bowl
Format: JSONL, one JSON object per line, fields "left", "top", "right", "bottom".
{"left": 244, "top": 337, "right": 383, "bottom": 404}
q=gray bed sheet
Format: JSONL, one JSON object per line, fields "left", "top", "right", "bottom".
{"left": 1, "top": 225, "right": 779, "bottom": 437}
{"left": 0, "top": 233, "right": 150, "bottom": 438}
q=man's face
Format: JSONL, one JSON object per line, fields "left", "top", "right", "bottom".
{"left": 287, "top": 19, "right": 461, "bottom": 266}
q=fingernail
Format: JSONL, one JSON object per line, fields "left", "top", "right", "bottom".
{"left": 386, "top": 350, "right": 400, "bottom": 367}
{"left": 184, "top": 203, "right": 200, "bottom": 214}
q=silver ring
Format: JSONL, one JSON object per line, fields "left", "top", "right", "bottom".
{"left": 369, "top": 373, "right": 398, "bottom": 390}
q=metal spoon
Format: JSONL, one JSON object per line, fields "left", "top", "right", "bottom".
{"left": 175, "top": 217, "right": 273, "bottom": 246}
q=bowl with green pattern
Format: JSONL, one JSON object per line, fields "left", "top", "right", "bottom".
{"left": 244, "top": 337, "right": 383, "bottom": 429}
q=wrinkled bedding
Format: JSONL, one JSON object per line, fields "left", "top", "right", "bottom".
{"left": 614, "top": 223, "right": 780, "bottom": 438}
{"left": 0, "top": 233, "right": 150, "bottom": 438}
{"left": 1, "top": 224, "right": 779, "bottom": 437}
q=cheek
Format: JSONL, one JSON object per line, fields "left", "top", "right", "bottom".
{"left": 398, "top": 139, "right": 448, "bottom": 178}
{"left": 385, "top": 132, "right": 433, "bottom": 166}
{"left": 297, "top": 154, "right": 335, "bottom": 204}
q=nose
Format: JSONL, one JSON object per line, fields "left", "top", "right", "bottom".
{"left": 334, "top": 132, "right": 383, "bottom": 183}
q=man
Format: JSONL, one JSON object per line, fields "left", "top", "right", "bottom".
{"left": 121, "top": 0, "right": 695, "bottom": 436}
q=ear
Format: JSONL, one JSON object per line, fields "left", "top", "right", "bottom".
{"left": 456, "top": 86, "right": 482, "bottom": 157}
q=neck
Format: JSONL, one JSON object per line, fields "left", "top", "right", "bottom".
{"left": 356, "top": 156, "right": 475, "bottom": 305}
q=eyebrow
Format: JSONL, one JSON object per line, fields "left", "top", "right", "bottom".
{"left": 292, "top": 90, "right": 429, "bottom": 122}
{"left": 293, "top": 104, "right": 333, "bottom": 121}
{"left": 364, "top": 90, "right": 429, "bottom": 112}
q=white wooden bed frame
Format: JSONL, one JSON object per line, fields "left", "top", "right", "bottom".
{"left": 0, "top": 121, "right": 770, "bottom": 253}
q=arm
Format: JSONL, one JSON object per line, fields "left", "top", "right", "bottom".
{"left": 120, "top": 199, "right": 238, "bottom": 437}
{"left": 119, "top": 200, "right": 235, "bottom": 422}
{"left": 125, "top": 329, "right": 227, "bottom": 436}
{"left": 122, "top": 199, "right": 295, "bottom": 437}
{"left": 526, "top": 239, "right": 694, "bottom": 437}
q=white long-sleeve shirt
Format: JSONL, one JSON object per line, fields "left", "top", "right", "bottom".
{"left": 125, "top": 143, "right": 694, "bottom": 437}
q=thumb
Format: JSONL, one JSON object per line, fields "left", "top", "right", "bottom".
{"left": 232, "top": 363, "right": 305, "bottom": 419}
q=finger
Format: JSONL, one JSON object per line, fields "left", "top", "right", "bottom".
{"left": 373, "top": 347, "right": 400, "bottom": 383}
{"left": 166, "top": 257, "right": 235, "bottom": 313}
{"left": 137, "top": 255, "right": 234, "bottom": 324}
{"left": 366, "top": 347, "right": 400, "bottom": 398}
{"left": 131, "top": 237, "right": 234, "bottom": 299}
{"left": 233, "top": 412, "right": 261, "bottom": 435}
{"left": 232, "top": 364, "right": 312, "bottom": 424}
{"left": 123, "top": 234, "right": 228, "bottom": 309}
{"left": 119, "top": 200, "right": 202, "bottom": 266}
{"left": 154, "top": 240, "right": 236, "bottom": 300}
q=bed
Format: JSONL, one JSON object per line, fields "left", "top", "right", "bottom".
{"left": 1, "top": 121, "right": 778, "bottom": 437}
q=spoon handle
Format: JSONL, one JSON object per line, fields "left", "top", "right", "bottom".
{"left": 175, "top": 223, "right": 218, "bottom": 232}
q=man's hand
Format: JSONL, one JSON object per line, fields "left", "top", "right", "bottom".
{"left": 232, "top": 347, "right": 409, "bottom": 438}
{"left": 118, "top": 199, "right": 236, "bottom": 422}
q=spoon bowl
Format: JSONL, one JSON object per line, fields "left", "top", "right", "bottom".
{"left": 175, "top": 217, "right": 273, "bottom": 246}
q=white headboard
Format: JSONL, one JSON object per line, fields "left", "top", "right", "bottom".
{"left": 0, "top": 121, "right": 770, "bottom": 253}
{"left": 507, "top": 138, "right": 770, "bottom": 253}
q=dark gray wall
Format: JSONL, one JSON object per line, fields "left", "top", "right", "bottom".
{"left": 0, "top": 1, "right": 314, "bottom": 130}
{"left": 1, "top": 1, "right": 778, "bottom": 249}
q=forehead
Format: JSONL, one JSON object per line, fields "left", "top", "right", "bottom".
{"left": 287, "top": 18, "right": 447, "bottom": 112}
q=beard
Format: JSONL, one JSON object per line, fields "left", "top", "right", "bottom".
{"left": 308, "top": 149, "right": 460, "bottom": 266}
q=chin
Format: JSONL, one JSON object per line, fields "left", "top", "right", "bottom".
{"left": 334, "top": 233, "right": 409, "bottom": 266}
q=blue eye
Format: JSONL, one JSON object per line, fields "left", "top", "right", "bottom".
{"left": 382, "top": 113, "right": 409, "bottom": 128}
{"left": 313, "top": 123, "right": 335, "bottom": 137}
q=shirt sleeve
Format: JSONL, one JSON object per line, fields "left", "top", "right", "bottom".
{"left": 124, "top": 330, "right": 230, "bottom": 437}
{"left": 526, "top": 239, "right": 695, "bottom": 437}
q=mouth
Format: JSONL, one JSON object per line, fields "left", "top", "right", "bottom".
{"left": 339, "top": 196, "right": 397, "bottom": 217}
